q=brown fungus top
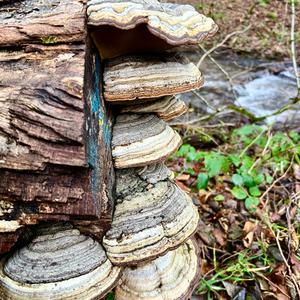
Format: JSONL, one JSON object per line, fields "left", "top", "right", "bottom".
{"left": 112, "top": 114, "right": 182, "bottom": 169}
{"left": 0, "top": 226, "right": 121, "bottom": 300}
{"left": 115, "top": 239, "right": 201, "bottom": 300}
{"left": 103, "top": 54, "right": 203, "bottom": 102}
{"left": 87, "top": 0, "right": 218, "bottom": 58}
{"left": 120, "top": 95, "right": 188, "bottom": 121}
{"left": 103, "top": 165, "right": 199, "bottom": 265}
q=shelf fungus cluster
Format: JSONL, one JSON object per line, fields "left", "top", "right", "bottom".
{"left": 89, "top": 0, "right": 216, "bottom": 298}
{"left": 0, "top": 0, "right": 217, "bottom": 299}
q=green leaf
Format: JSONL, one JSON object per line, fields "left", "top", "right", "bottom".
{"left": 228, "top": 154, "right": 241, "bottom": 167}
{"left": 194, "top": 151, "right": 206, "bottom": 161}
{"left": 242, "top": 173, "right": 256, "bottom": 188}
{"left": 289, "top": 130, "right": 300, "bottom": 142}
{"left": 242, "top": 156, "right": 254, "bottom": 170}
{"left": 196, "top": 173, "right": 209, "bottom": 190}
{"left": 186, "top": 167, "right": 195, "bottom": 175}
{"left": 105, "top": 292, "right": 115, "bottom": 300}
{"left": 214, "top": 194, "right": 225, "bottom": 201}
{"left": 232, "top": 174, "right": 244, "bottom": 186}
{"left": 234, "top": 125, "right": 257, "bottom": 136}
{"left": 176, "top": 144, "right": 195, "bottom": 157}
{"left": 266, "top": 174, "right": 273, "bottom": 184}
{"left": 186, "top": 148, "right": 197, "bottom": 162}
{"left": 231, "top": 186, "right": 248, "bottom": 200}
{"left": 254, "top": 174, "right": 264, "bottom": 185}
{"left": 249, "top": 186, "right": 262, "bottom": 197}
{"left": 245, "top": 197, "right": 260, "bottom": 211}
{"left": 204, "top": 152, "right": 229, "bottom": 178}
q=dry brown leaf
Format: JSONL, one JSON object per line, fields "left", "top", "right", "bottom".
{"left": 291, "top": 229, "right": 299, "bottom": 252}
{"left": 243, "top": 221, "right": 257, "bottom": 234}
{"left": 175, "top": 180, "right": 191, "bottom": 193}
{"left": 243, "top": 231, "right": 254, "bottom": 248}
{"left": 176, "top": 174, "right": 190, "bottom": 181}
{"left": 198, "top": 189, "right": 212, "bottom": 204}
{"left": 213, "top": 228, "right": 226, "bottom": 246}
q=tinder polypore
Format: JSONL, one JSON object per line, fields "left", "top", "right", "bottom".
{"left": 103, "top": 166, "right": 199, "bottom": 265}
{"left": 87, "top": 0, "right": 218, "bottom": 58}
{"left": 120, "top": 96, "right": 188, "bottom": 121}
{"left": 112, "top": 114, "right": 181, "bottom": 169}
{"left": 115, "top": 239, "right": 200, "bottom": 300}
{"left": 103, "top": 54, "right": 203, "bottom": 102}
{"left": 0, "top": 227, "right": 121, "bottom": 300}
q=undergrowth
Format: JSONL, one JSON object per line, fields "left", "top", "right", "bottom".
{"left": 168, "top": 124, "right": 300, "bottom": 299}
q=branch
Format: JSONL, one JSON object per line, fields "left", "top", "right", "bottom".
{"left": 290, "top": 0, "right": 300, "bottom": 92}
{"left": 197, "top": 25, "right": 252, "bottom": 68}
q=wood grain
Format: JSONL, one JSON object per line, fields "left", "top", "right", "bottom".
{"left": 0, "top": 0, "right": 114, "bottom": 255}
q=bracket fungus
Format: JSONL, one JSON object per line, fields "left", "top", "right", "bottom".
{"left": 0, "top": 227, "right": 121, "bottom": 300}
{"left": 112, "top": 114, "right": 181, "bottom": 169}
{"left": 103, "top": 166, "right": 199, "bottom": 265}
{"left": 120, "top": 95, "right": 188, "bottom": 121}
{"left": 115, "top": 239, "right": 200, "bottom": 300}
{"left": 87, "top": 0, "right": 218, "bottom": 58}
{"left": 103, "top": 54, "right": 203, "bottom": 102}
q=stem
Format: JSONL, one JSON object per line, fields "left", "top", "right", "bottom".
{"left": 291, "top": 0, "right": 300, "bottom": 92}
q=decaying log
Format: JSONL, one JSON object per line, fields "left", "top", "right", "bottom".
{"left": 0, "top": 0, "right": 114, "bottom": 255}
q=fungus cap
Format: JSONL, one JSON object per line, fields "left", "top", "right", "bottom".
{"left": 0, "top": 227, "right": 121, "bottom": 300}
{"left": 120, "top": 95, "right": 188, "bottom": 121}
{"left": 103, "top": 166, "right": 199, "bottom": 265}
{"left": 87, "top": 0, "right": 218, "bottom": 58}
{"left": 115, "top": 239, "right": 200, "bottom": 300}
{"left": 104, "top": 54, "right": 203, "bottom": 102}
{"left": 112, "top": 114, "right": 182, "bottom": 169}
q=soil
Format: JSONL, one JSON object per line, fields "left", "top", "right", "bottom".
{"left": 168, "top": 0, "right": 300, "bottom": 60}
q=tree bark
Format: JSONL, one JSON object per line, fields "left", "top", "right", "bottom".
{"left": 0, "top": 0, "right": 114, "bottom": 254}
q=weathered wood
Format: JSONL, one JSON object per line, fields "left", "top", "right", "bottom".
{"left": 0, "top": 0, "right": 114, "bottom": 255}
{"left": 0, "top": 47, "right": 86, "bottom": 170}
{"left": 0, "top": 0, "right": 85, "bottom": 46}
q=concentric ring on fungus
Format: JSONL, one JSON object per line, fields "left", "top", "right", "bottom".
{"left": 87, "top": 0, "right": 218, "bottom": 59}
{"left": 115, "top": 239, "right": 201, "bottom": 300}
{"left": 103, "top": 165, "right": 199, "bottom": 265}
{"left": 0, "top": 227, "right": 121, "bottom": 300}
{"left": 112, "top": 114, "right": 182, "bottom": 169}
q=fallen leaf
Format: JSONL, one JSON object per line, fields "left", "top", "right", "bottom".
{"left": 176, "top": 174, "right": 190, "bottom": 181}
{"left": 243, "top": 221, "right": 257, "bottom": 234}
{"left": 243, "top": 231, "right": 254, "bottom": 248}
{"left": 213, "top": 228, "right": 226, "bottom": 246}
{"left": 175, "top": 180, "right": 191, "bottom": 193}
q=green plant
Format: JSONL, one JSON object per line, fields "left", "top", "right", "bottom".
{"left": 105, "top": 292, "right": 115, "bottom": 300}
{"left": 258, "top": 0, "right": 269, "bottom": 6}
{"left": 174, "top": 125, "right": 300, "bottom": 212}
{"left": 197, "top": 250, "right": 269, "bottom": 298}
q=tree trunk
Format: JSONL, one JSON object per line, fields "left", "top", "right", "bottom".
{"left": 0, "top": 0, "right": 114, "bottom": 254}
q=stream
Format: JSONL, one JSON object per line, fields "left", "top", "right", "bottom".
{"left": 176, "top": 50, "right": 299, "bottom": 129}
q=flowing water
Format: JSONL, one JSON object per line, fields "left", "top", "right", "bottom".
{"left": 176, "top": 50, "right": 299, "bottom": 129}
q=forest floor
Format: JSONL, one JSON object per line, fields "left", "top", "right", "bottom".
{"left": 166, "top": 1, "right": 300, "bottom": 299}
{"left": 168, "top": 125, "right": 300, "bottom": 299}
{"left": 170, "top": 0, "right": 300, "bottom": 60}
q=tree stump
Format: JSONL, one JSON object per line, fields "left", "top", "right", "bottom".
{"left": 0, "top": 0, "right": 114, "bottom": 254}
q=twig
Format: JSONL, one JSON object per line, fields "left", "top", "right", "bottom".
{"left": 239, "top": 127, "right": 267, "bottom": 158}
{"left": 249, "top": 128, "right": 273, "bottom": 173}
{"left": 192, "top": 90, "right": 219, "bottom": 112}
{"left": 274, "top": 230, "right": 300, "bottom": 297}
{"left": 254, "top": 271, "right": 291, "bottom": 299}
{"left": 290, "top": 0, "right": 300, "bottom": 91}
{"left": 198, "top": 45, "right": 239, "bottom": 100}
{"left": 261, "top": 156, "right": 295, "bottom": 207}
{"left": 197, "top": 25, "right": 252, "bottom": 68}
